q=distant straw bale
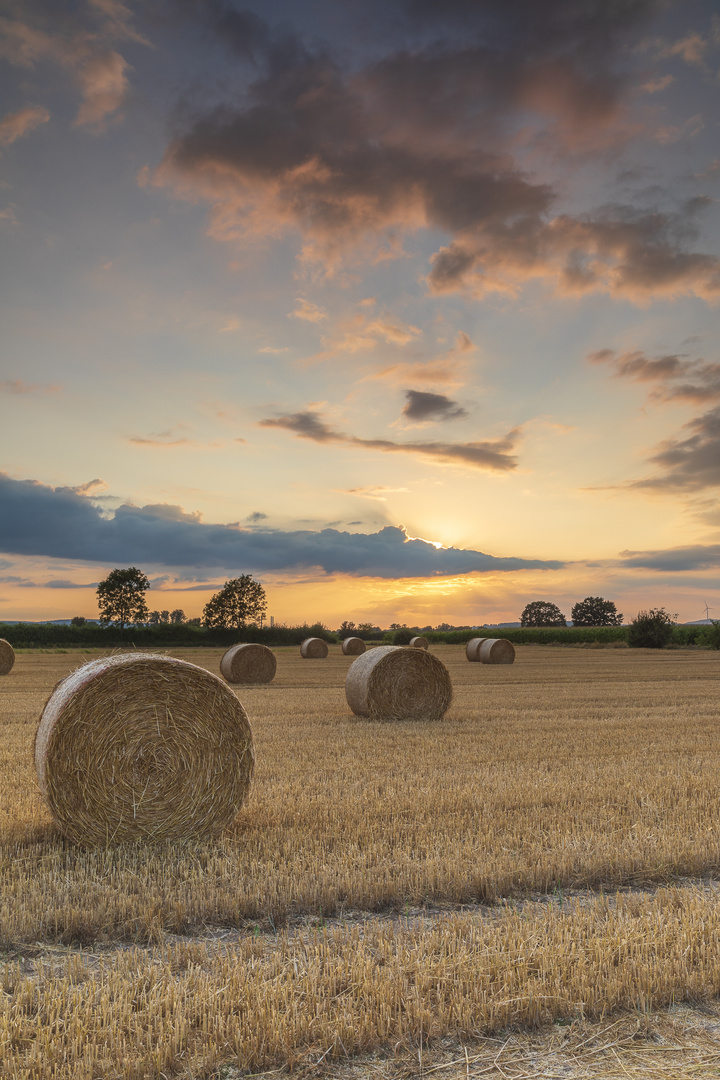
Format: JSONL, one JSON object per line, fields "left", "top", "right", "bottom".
{"left": 301, "top": 638, "right": 328, "bottom": 658}
{"left": 345, "top": 645, "right": 452, "bottom": 722}
{"left": 220, "top": 643, "right": 276, "bottom": 684}
{"left": 466, "top": 637, "right": 487, "bottom": 662}
{"left": 409, "top": 636, "right": 429, "bottom": 650}
{"left": 34, "top": 653, "right": 254, "bottom": 846}
{"left": 341, "top": 637, "right": 366, "bottom": 655}
{"left": 0, "top": 639, "right": 14, "bottom": 675}
{"left": 479, "top": 638, "right": 516, "bottom": 665}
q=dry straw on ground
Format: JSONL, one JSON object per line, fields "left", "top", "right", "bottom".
{"left": 0, "top": 638, "right": 14, "bottom": 675}
{"left": 341, "top": 636, "right": 366, "bottom": 655}
{"left": 34, "top": 653, "right": 255, "bottom": 846}
{"left": 220, "top": 642, "right": 276, "bottom": 684}
{"left": 409, "top": 635, "right": 429, "bottom": 649}
{"left": 465, "top": 636, "right": 487, "bottom": 661}
{"left": 300, "top": 637, "right": 328, "bottom": 658}
{"left": 345, "top": 644, "right": 452, "bottom": 722}
{"left": 479, "top": 637, "right": 516, "bottom": 664}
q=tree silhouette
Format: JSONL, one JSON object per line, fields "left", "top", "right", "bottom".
{"left": 571, "top": 597, "right": 623, "bottom": 626}
{"left": 96, "top": 567, "right": 150, "bottom": 629}
{"left": 203, "top": 575, "right": 267, "bottom": 629}
{"left": 520, "top": 601, "right": 567, "bottom": 627}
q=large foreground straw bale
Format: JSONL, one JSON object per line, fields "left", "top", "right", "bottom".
{"left": 409, "top": 636, "right": 429, "bottom": 649}
{"left": 479, "top": 638, "right": 516, "bottom": 664}
{"left": 341, "top": 636, "right": 366, "bottom": 655}
{"left": 0, "top": 638, "right": 14, "bottom": 675}
{"left": 34, "top": 653, "right": 254, "bottom": 846}
{"left": 220, "top": 643, "right": 276, "bottom": 684}
{"left": 345, "top": 645, "right": 452, "bottom": 722}
{"left": 300, "top": 637, "right": 328, "bottom": 658}
{"left": 466, "top": 637, "right": 487, "bottom": 661}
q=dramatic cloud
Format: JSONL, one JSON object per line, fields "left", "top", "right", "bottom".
{"left": 591, "top": 346, "right": 720, "bottom": 492}
{"left": 590, "top": 348, "right": 720, "bottom": 404}
{"left": 427, "top": 200, "right": 720, "bottom": 301}
{"left": 618, "top": 544, "right": 720, "bottom": 571}
{"left": 259, "top": 410, "right": 518, "bottom": 471}
{"left": 637, "top": 407, "right": 720, "bottom": 492}
{"left": 401, "top": 390, "right": 468, "bottom": 423}
{"left": 0, "top": 4, "right": 147, "bottom": 130}
{"left": 150, "top": 0, "right": 720, "bottom": 302}
{"left": 0, "top": 473, "right": 561, "bottom": 578}
{"left": 0, "top": 105, "right": 49, "bottom": 147}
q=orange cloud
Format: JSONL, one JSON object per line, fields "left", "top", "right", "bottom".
{"left": 428, "top": 202, "right": 720, "bottom": 303}
{"left": 289, "top": 298, "right": 327, "bottom": 322}
{"left": 0, "top": 5, "right": 145, "bottom": 131}
{"left": 0, "top": 105, "right": 49, "bottom": 147}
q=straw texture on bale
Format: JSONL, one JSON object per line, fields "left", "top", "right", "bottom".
{"left": 34, "top": 653, "right": 255, "bottom": 846}
{"left": 466, "top": 637, "right": 487, "bottom": 662}
{"left": 300, "top": 637, "right": 328, "bottom": 658}
{"left": 0, "top": 638, "right": 14, "bottom": 675}
{"left": 345, "top": 645, "right": 452, "bottom": 722}
{"left": 479, "top": 637, "right": 516, "bottom": 665}
{"left": 341, "top": 636, "right": 366, "bottom": 656}
{"left": 409, "top": 636, "right": 429, "bottom": 650}
{"left": 220, "top": 643, "right": 276, "bottom": 684}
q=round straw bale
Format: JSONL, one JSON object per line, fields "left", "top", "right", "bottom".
{"left": 300, "top": 637, "right": 328, "bottom": 658}
{"left": 341, "top": 636, "right": 366, "bottom": 655}
{"left": 466, "top": 637, "right": 487, "bottom": 662}
{"left": 478, "top": 638, "right": 516, "bottom": 665}
{"left": 409, "top": 636, "right": 429, "bottom": 650}
{"left": 34, "top": 653, "right": 254, "bottom": 846}
{"left": 345, "top": 645, "right": 452, "bottom": 722}
{"left": 0, "top": 639, "right": 15, "bottom": 675}
{"left": 220, "top": 643, "right": 276, "bottom": 684}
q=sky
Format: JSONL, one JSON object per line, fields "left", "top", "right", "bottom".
{"left": 0, "top": 0, "right": 719, "bottom": 628}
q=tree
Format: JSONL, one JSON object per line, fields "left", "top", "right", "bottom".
{"left": 627, "top": 607, "right": 677, "bottom": 649}
{"left": 203, "top": 575, "right": 267, "bottom": 630}
{"left": 520, "top": 601, "right": 567, "bottom": 627}
{"left": 337, "top": 620, "right": 356, "bottom": 639}
{"left": 96, "top": 567, "right": 150, "bottom": 629}
{"left": 571, "top": 597, "right": 623, "bottom": 626}
{"left": 170, "top": 609, "right": 186, "bottom": 624}
{"left": 70, "top": 616, "right": 86, "bottom": 627}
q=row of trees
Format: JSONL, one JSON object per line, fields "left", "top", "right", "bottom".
{"left": 520, "top": 597, "right": 623, "bottom": 627}
{"left": 96, "top": 568, "right": 267, "bottom": 630}
{"left": 93, "top": 569, "right": 707, "bottom": 651}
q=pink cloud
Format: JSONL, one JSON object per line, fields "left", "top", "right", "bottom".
{"left": 0, "top": 105, "right": 50, "bottom": 147}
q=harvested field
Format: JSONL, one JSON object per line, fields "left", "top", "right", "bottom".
{"left": 1, "top": 644, "right": 720, "bottom": 1078}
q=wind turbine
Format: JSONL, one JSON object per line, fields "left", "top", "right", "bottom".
{"left": 704, "top": 601, "right": 713, "bottom": 622}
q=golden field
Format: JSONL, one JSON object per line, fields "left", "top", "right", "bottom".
{"left": 1, "top": 643, "right": 720, "bottom": 1078}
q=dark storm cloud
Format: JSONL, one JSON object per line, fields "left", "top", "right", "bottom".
{"left": 618, "top": 544, "right": 720, "bottom": 571}
{"left": 153, "top": 0, "right": 720, "bottom": 301}
{"left": 402, "top": 390, "right": 467, "bottom": 423}
{"left": 0, "top": 473, "right": 562, "bottom": 578}
{"left": 259, "top": 411, "right": 517, "bottom": 470}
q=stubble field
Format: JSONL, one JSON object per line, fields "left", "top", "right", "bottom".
{"left": 2, "top": 644, "right": 720, "bottom": 1079}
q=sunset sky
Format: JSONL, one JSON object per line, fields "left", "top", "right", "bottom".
{"left": 1, "top": 0, "right": 719, "bottom": 628}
